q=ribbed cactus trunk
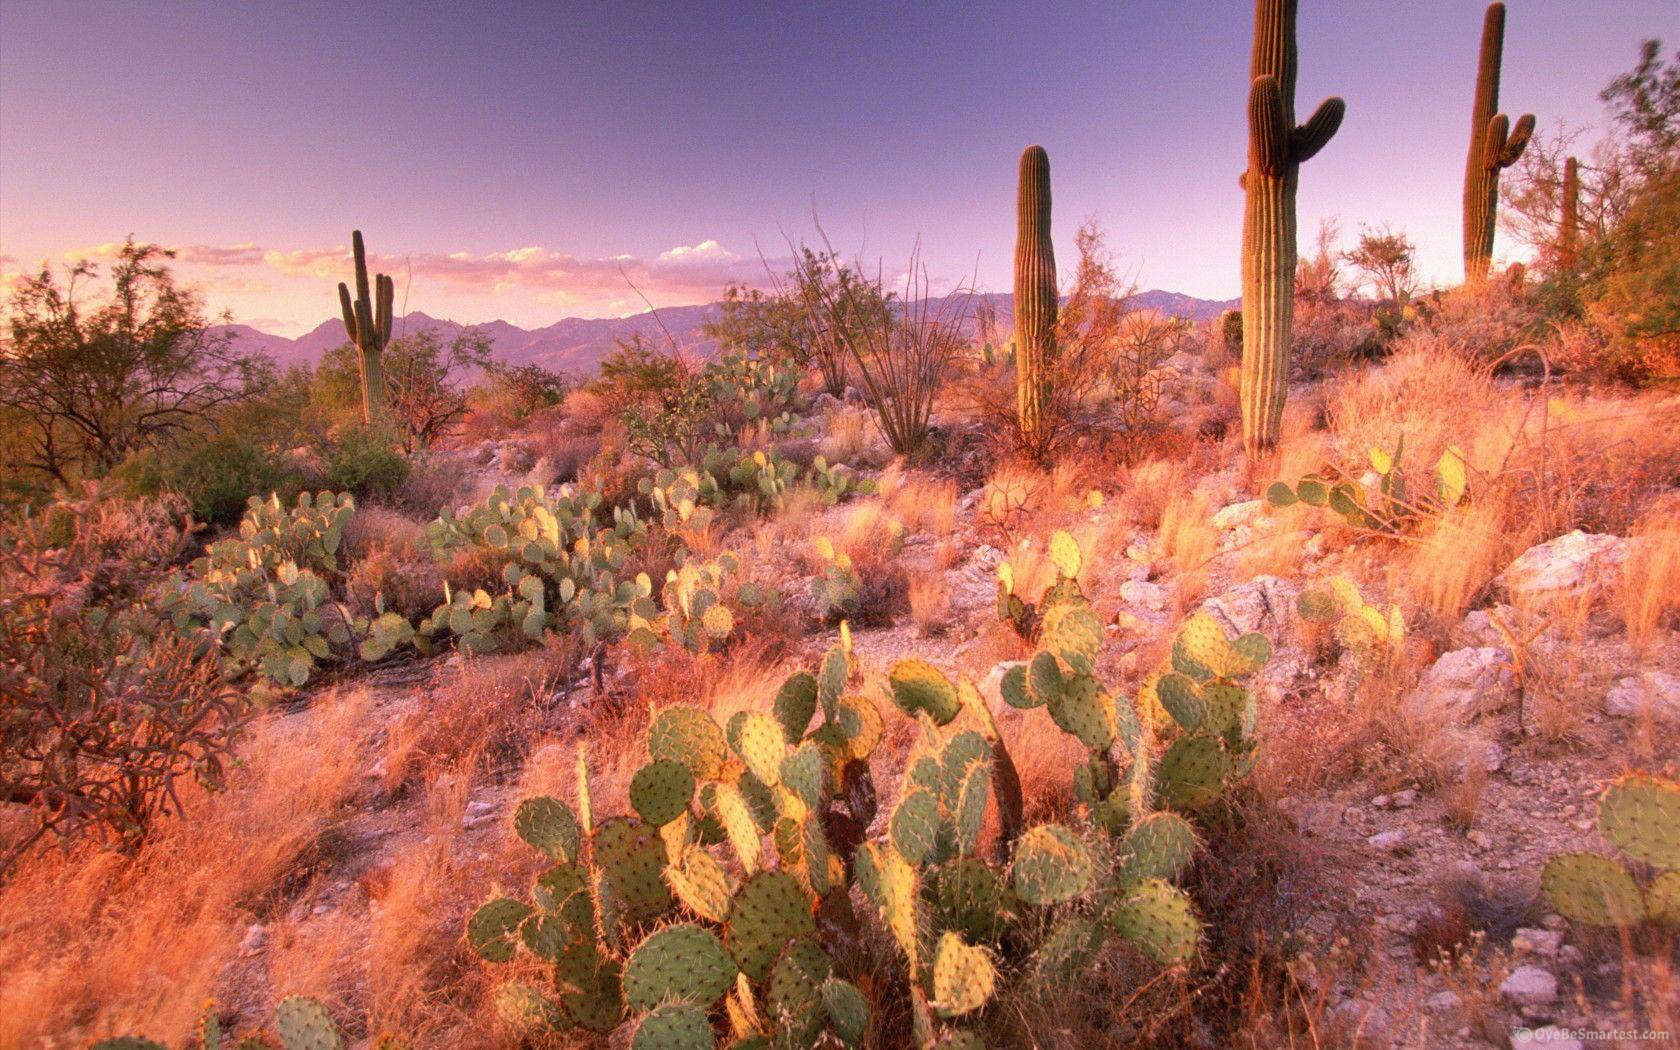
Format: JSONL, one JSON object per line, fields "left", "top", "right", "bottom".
{"left": 337, "top": 230, "right": 394, "bottom": 424}
{"left": 1240, "top": 0, "right": 1344, "bottom": 457}
{"left": 1558, "top": 155, "right": 1581, "bottom": 272}
{"left": 1013, "top": 145, "right": 1057, "bottom": 454}
{"left": 1462, "top": 3, "right": 1535, "bottom": 285}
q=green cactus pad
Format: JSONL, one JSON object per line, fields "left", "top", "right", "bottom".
{"left": 493, "top": 982, "right": 566, "bottom": 1035}
{"left": 1228, "top": 632, "right": 1272, "bottom": 676}
{"left": 1000, "top": 663, "right": 1037, "bottom": 709}
{"left": 779, "top": 742, "right": 828, "bottom": 810}
{"left": 726, "top": 870, "right": 816, "bottom": 982}
{"left": 631, "top": 1002, "right": 715, "bottom": 1050}
{"left": 631, "top": 760, "right": 698, "bottom": 827}
{"left": 835, "top": 692, "right": 884, "bottom": 760}
{"left": 821, "top": 978, "right": 870, "bottom": 1048}
{"left": 712, "top": 782, "right": 762, "bottom": 872}
{"left": 1046, "top": 672, "right": 1116, "bottom": 751}
{"left": 92, "top": 1041, "right": 168, "bottom": 1050}
{"left": 648, "top": 706, "right": 728, "bottom": 781}
{"left": 1155, "top": 735, "right": 1231, "bottom": 810}
{"left": 1118, "top": 811, "right": 1199, "bottom": 884}
{"left": 625, "top": 923, "right": 739, "bottom": 1011}
{"left": 1296, "top": 589, "right": 1336, "bottom": 621}
{"left": 1011, "top": 824, "right": 1095, "bottom": 905}
{"left": 1540, "top": 851, "right": 1646, "bottom": 927}
{"left": 467, "top": 897, "right": 532, "bottom": 962}
{"left": 765, "top": 938, "right": 833, "bottom": 1045}
{"left": 1042, "top": 603, "right": 1103, "bottom": 673}
{"left": 275, "top": 995, "right": 341, "bottom": 1050}
{"left": 533, "top": 861, "right": 590, "bottom": 914}
{"left": 1597, "top": 774, "right": 1680, "bottom": 869}
{"left": 1112, "top": 879, "right": 1201, "bottom": 965}
{"left": 1647, "top": 871, "right": 1680, "bottom": 926}
{"left": 666, "top": 846, "right": 734, "bottom": 923}
{"left": 773, "top": 671, "right": 820, "bottom": 743}
{"left": 1048, "top": 530, "right": 1082, "bottom": 579}
{"left": 1028, "top": 650, "right": 1065, "bottom": 707}
{"left": 554, "top": 943, "right": 624, "bottom": 1033}
{"left": 1030, "top": 915, "right": 1104, "bottom": 987}
{"left": 732, "top": 713, "right": 786, "bottom": 788}
{"left": 818, "top": 644, "right": 849, "bottom": 720}
{"left": 1156, "top": 674, "right": 1206, "bottom": 732}
{"left": 890, "top": 659, "right": 962, "bottom": 725}
{"left": 940, "top": 732, "right": 992, "bottom": 794}
{"left": 594, "top": 817, "right": 675, "bottom": 922}
{"left": 513, "top": 795, "right": 582, "bottom": 863}
{"left": 890, "top": 788, "right": 943, "bottom": 865}
{"left": 931, "top": 931, "right": 996, "bottom": 1018}
{"left": 855, "top": 842, "right": 920, "bottom": 964}
{"left": 930, "top": 858, "right": 1013, "bottom": 944}
{"left": 951, "top": 760, "right": 992, "bottom": 858}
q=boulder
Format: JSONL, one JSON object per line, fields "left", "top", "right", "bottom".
{"left": 1603, "top": 671, "right": 1680, "bottom": 725}
{"left": 1498, "top": 530, "right": 1628, "bottom": 599}
{"left": 1497, "top": 965, "right": 1557, "bottom": 1008}
{"left": 1199, "top": 575, "right": 1298, "bottom": 637}
{"left": 1404, "top": 646, "right": 1514, "bottom": 724}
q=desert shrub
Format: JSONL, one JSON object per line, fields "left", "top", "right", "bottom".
{"left": 0, "top": 494, "right": 242, "bottom": 872}
{"left": 623, "top": 372, "right": 717, "bottom": 469}
{"left": 1586, "top": 166, "right": 1680, "bottom": 384}
{"left": 114, "top": 432, "right": 311, "bottom": 526}
{"left": 476, "top": 361, "right": 570, "bottom": 423}
{"left": 316, "top": 424, "right": 411, "bottom": 500}
{"left": 312, "top": 327, "right": 494, "bottom": 449}
{"left": 466, "top": 551, "right": 1274, "bottom": 1046}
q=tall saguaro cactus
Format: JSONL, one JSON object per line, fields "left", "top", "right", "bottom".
{"left": 337, "top": 230, "right": 394, "bottom": 423}
{"left": 1240, "top": 0, "right": 1345, "bottom": 456}
{"left": 1558, "top": 155, "right": 1581, "bottom": 272}
{"left": 1462, "top": 2, "right": 1535, "bottom": 285}
{"left": 1013, "top": 145, "right": 1057, "bottom": 454}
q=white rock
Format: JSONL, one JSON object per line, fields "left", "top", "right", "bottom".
{"left": 1392, "top": 789, "right": 1419, "bottom": 808}
{"left": 1119, "top": 579, "right": 1170, "bottom": 611}
{"left": 1499, "top": 530, "right": 1628, "bottom": 598}
{"left": 241, "top": 923, "right": 267, "bottom": 954}
{"left": 1498, "top": 965, "right": 1558, "bottom": 1007}
{"left": 1199, "top": 575, "right": 1298, "bottom": 637}
{"left": 1210, "top": 499, "right": 1265, "bottom": 547}
{"left": 1516, "top": 1027, "right": 1582, "bottom": 1050}
{"left": 1404, "top": 646, "right": 1515, "bottom": 724}
{"left": 1512, "top": 927, "right": 1563, "bottom": 958}
{"left": 1367, "top": 830, "right": 1406, "bottom": 850}
{"left": 1425, "top": 990, "right": 1462, "bottom": 1014}
{"left": 1603, "top": 671, "right": 1680, "bottom": 725}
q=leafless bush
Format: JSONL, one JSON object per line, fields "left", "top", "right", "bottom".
{"left": 0, "top": 494, "right": 243, "bottom": 875}
{"left": 801, "top": 235, "right": 972, "bottom": 458}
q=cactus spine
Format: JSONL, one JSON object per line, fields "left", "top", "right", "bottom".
{"left": 1240, "top": 0, "right": 1345, "bottom": 456}
{"left": 1558, "top": 155, "right": 1581, "bottom": 272}
{"left": 337, "top": 230, "right": 394, "bottom": 423}
{"left": 1461, "top": 3, "right": 1535, "bottom": 285}
{"left": 1013, "top": 145, "right": 1057, "bottom": 455}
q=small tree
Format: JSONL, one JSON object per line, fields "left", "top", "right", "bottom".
{"left": 703, "top": 283, "right": 804, "bottom": 366}
{"left": 313, "top": 326, "right": 493, "bottom": 450}
{"left": 1342, "top": 225, "right": 1420, "bottom": 303}
{"left": 0, "top": 239, "right": 270, "bottom": 484}
{"left": 764, "top": 247, "right": 894, "bottom": 397}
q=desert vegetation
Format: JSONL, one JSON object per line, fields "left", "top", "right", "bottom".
{"left": 2, "top": 3, "right": 1679, "bottom": 1049}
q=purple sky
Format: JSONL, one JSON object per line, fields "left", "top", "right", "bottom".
{"left": 1, "top": 1, "right": 1672, "bottom": 333}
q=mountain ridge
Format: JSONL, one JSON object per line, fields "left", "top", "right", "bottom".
{"left": 217, "top": 290, "right": 1238, "bottom": 376}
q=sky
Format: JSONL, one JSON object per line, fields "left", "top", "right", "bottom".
{"left": 1, "top": 0, "right": 1673, "bottom": 335}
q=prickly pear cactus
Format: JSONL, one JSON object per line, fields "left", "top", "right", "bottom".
{"left": 1543, "top": 774, "right": 1680, "bottom": 928}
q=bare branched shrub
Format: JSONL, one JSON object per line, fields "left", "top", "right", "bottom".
{"left": 801, "top": 236, "right": 971, "bottom": 458}
{"left": 0, "top": 495, "right": 242, "bottom": 874}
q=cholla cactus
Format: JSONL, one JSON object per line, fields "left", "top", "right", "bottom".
{"left": 1543, "top": 774, "right": 1680, "bottom": 928}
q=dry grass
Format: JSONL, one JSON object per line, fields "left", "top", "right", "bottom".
{"left": 1156, "top": 491, "right": 1217, "bottom": 604}
{"left": 1398, "top": 500, "right": 1514, "bottom": 627}
{"left": 1116, "top": 457, "right": 1183, "bottom": 529}
{"left": 820, "top": 404, "right": 874, "bottom": 463}
{"left": 908, "top": 574, "right": 952, "bottom": 636}
{"left": 1622, "top": 499, "right": 1680, "bottom": 649}
{"left": 0, "top": 691, "right": 370, "bottom": 1047}
{"left": 888, "top": 475, "right": 958, "bottom": 539}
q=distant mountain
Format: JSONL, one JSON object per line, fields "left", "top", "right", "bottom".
{"left": 217, "top": 290, "right": 1236, "bottom": 376}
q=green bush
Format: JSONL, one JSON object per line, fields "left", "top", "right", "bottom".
{"left": 113, "top": 433, "right": 308, "bottom": 526}
{"left": 317, "top": 425, "right": 410, "bottom": 499}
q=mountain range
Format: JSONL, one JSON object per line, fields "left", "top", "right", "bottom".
{"left": 217, "top": 290, "right": 1237, "bottom": 377}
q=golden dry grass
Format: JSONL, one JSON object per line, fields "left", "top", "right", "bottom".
{"left": 1622, "top": 499, "right": 1680, "bottom": 649}
{"left": 908, "top": 573, "right": 952, "bottom": 636}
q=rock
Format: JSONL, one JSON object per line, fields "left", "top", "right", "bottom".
{"left": 1199, "top": 575, "right": 1298, "bottom": 637}
{"left": 1119, "top": 579, "right": 1171, "bottom": 611}
{"left": 1367, "top": 830, "right": 1406, "bottom": 851}
{"left": 1512, "top": 927, "right": 1563, "bottom": 958}
{"left": 497, "top": 441, "right": 534, "bottom": 474}
{"left": 970, "top": 544, "right": 1003, "bottom": 571}
{"left": 473, "top": 440, "right": 498, "bottom": 465}
{"left": 1425, "top": 990, "right": 1463, "bottom": 1014}
{"left": 811, "top": 391, "right": 842, "bottom": 413}
{"left": 241, "top": 923, "right": 267, "bottom": 955}
{"left": 1499, "top": 530, "right": 1628, "bottom": 599}
{"left": 1517, "top": 1027, "right": 1583, "bottom": 1050}
{"left": 1404, "top": 646, "right": 1515, "bottom": 724}
{"left": 843, "top": 386, "right": 867, "bottom": 406}
{"left": 1392, "top": 789, "right": 1419, "bottom": 808}
{"left": 1604, "top": 671, "right": 1680, "bottom": 725}
{"left": 1299, "top": 801, "right": 1343, "bottom": 837}
{"left": 1210, "top": 499, "right": 1265, "bottom": 547}
{"left": 1498, "top": 965, "right": 1558, "bottom": 1008}
{"left": 1372, "top": 794, "right": 1391, "bottom": 809}
{"left": 978, "top": 661, "right": 1027, "bottom": 715}
{"left": 1456, "top": 605, "right": 1517, "bottom": 647}
{"left": 1467, "top": 829, "right": 1494, "bottom": 850}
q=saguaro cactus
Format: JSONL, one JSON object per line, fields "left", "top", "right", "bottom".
{"left": 1240, "top": 0, "right": 1345, "bottom": 456}
{"left": 1462, "top": 2, "right": 1535, "bottom": 285}
{"left": 337, "top": 230, "right": 394, "bottom": 423}
{"left": 1558, "top": 155, "right": 1581, "bottom": 272}
{"left": 1013, "top": 145, "right": 1057, "bottom": 455}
